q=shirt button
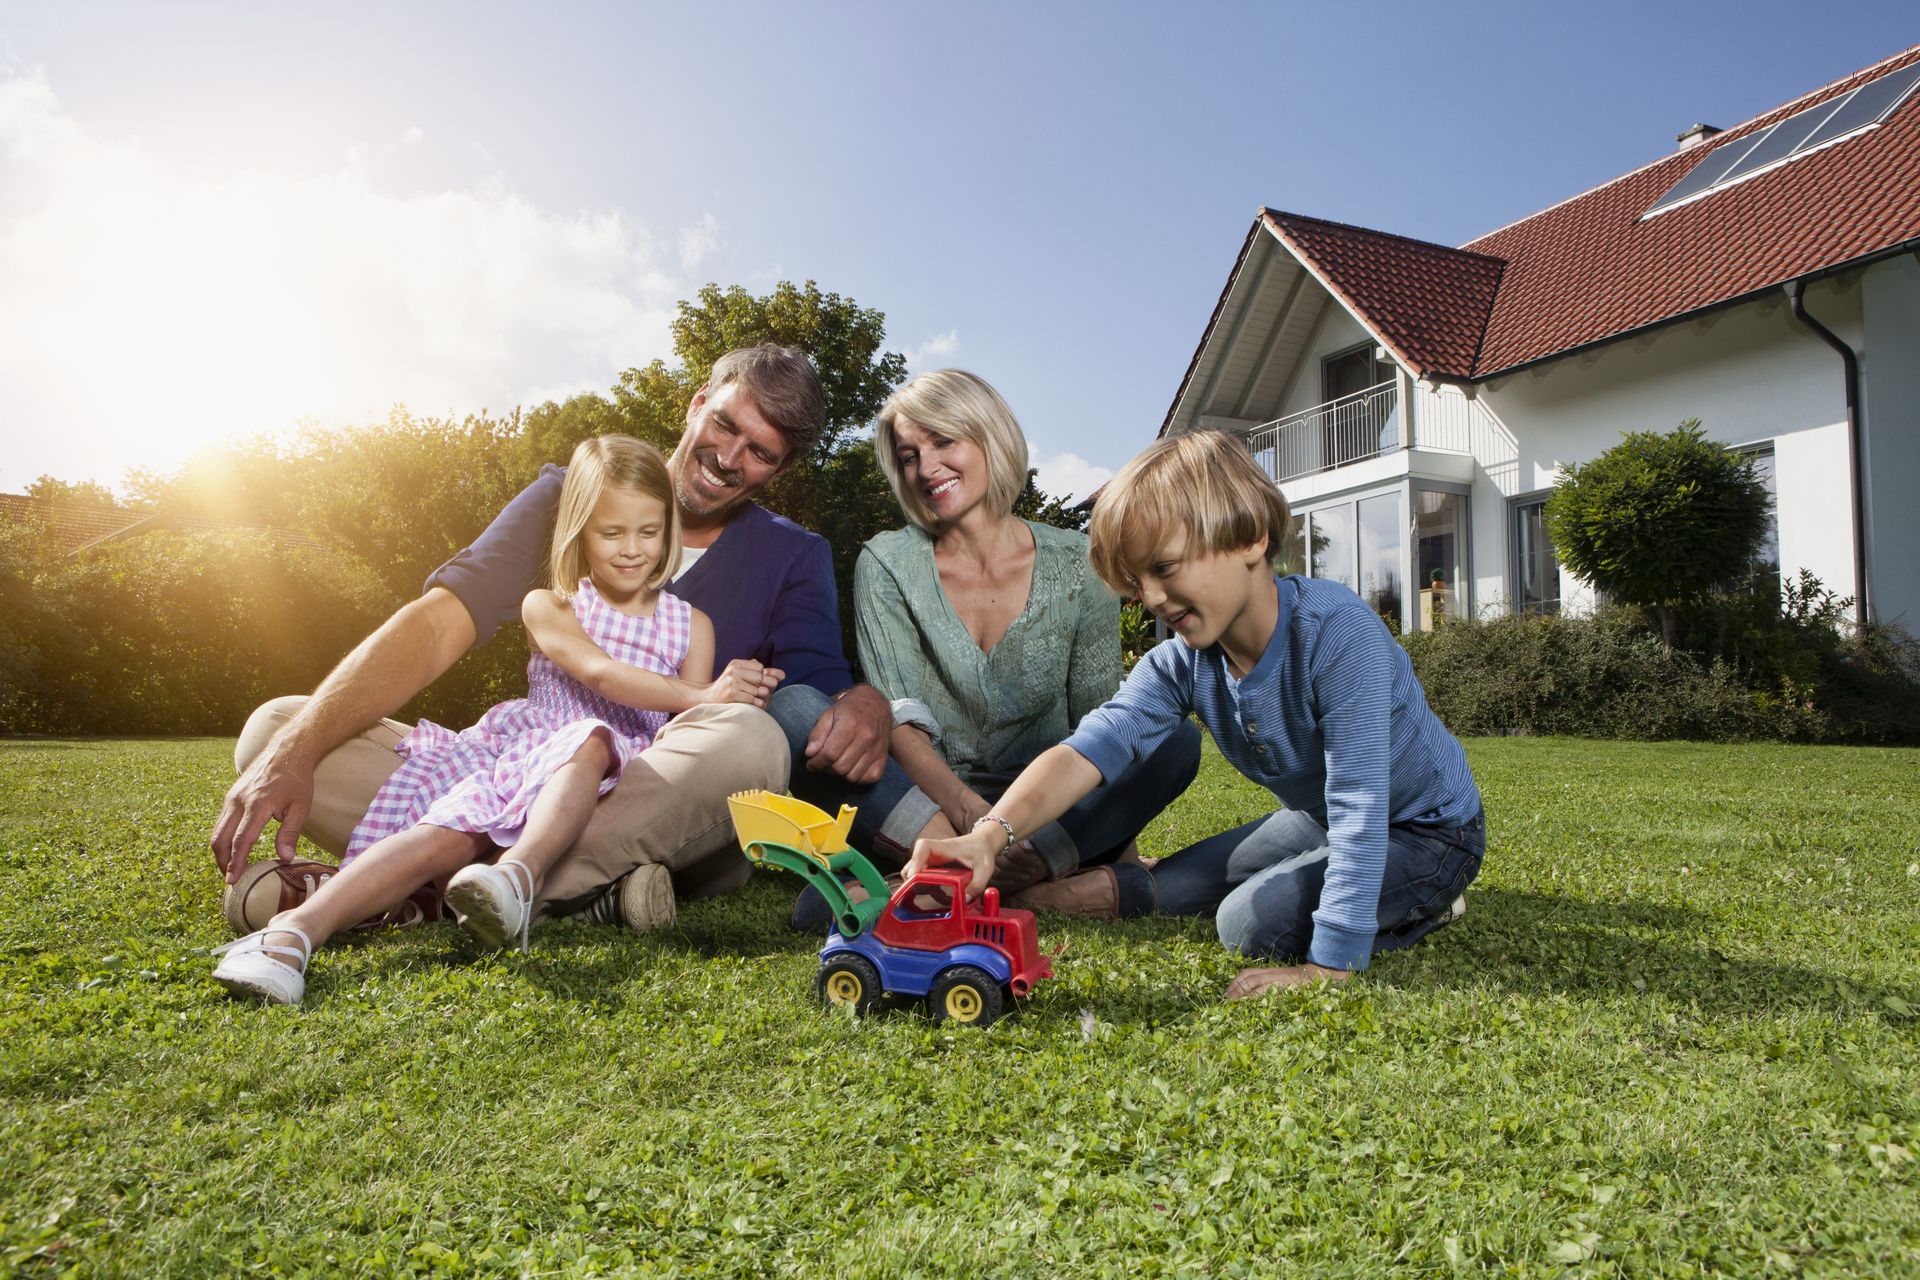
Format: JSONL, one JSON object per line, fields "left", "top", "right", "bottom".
{"left": 1244, "top": 720, "right": 1259, "bottom": 734}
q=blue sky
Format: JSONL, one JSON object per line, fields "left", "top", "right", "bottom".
{"left": 1, "top": 1, "right": 1912, "bottom": 500}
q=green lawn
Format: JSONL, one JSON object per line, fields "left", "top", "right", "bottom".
{"left": 1, "top": 736, "right": 1916, "bottom": 1277}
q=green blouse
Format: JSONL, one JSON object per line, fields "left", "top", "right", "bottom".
{"left": 854, "top": 522, "right": 1122, "bottom": 785}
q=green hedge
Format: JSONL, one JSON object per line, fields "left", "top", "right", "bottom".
{"left": 1402, "top": 596, "right": 1920, "bottom": 744}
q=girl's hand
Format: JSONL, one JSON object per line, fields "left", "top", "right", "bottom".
{"left": 701, "top": 659, "right": 783, "bottom": 707}
{"left": 907, "top": 825, "right": 1002, "bottom": 899}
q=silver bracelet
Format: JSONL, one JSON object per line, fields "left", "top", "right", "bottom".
{"left": 972, "top": 814, "right": 1016, "bottom": 854}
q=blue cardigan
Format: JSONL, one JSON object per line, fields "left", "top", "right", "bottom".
{"left": 1063, "top": 574, "right": 1480, "bottom": 971}
{"left": 425, "top": 464, "right": 855, "bottom": 696}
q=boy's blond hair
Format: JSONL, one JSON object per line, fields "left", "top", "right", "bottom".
{"left": 1088, "top": 431, "right": 1292, "bottom": 595}
{"left": 550, "top": 435, "right": 680, "bottom": 599}
{"left": 875, "top": 369, "right": 1031, "bottom": 531}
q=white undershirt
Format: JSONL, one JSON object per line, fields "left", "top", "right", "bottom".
{"left": 673, "top": 545, "right": 707, "bottom": 581}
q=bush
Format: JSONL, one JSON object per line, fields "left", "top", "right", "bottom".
{"left": 1404, "top": 590, "right": 1920, "bottom": 745}
{"left": 1, "top": 531, "right": 395, "bottom": 736}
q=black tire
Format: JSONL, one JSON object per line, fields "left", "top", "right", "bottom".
{"left": 816, "top": 954, "right": 884, "bottom": 1015}
{"left": 929, "top": 965, "right": 1006, "bottom": 1027}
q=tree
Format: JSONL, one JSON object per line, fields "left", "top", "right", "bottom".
{"left": 26, "top": 475, "right": 125, "bottom": 509}
{"left": 1543, "top": 420, "right": 1772, "bottom": 647}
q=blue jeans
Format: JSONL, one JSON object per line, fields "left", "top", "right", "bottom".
{"left": 1151, "top": 807, "right": 1485, "bottom": 963}
{"left": 766, "top": 684, "right": 1201, "bottom": 875}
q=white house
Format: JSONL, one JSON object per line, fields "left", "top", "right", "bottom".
{"left": 1161, "top": 46, "right": 1920, "bottom": 631}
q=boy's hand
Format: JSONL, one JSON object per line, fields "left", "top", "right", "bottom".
{"left": 907, "top": 825, "right": 1002, "bottom": 899}
{"left": 1223, "top": 963, "right": 1352, "bottom": 1000}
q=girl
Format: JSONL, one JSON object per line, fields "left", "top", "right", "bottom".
{"left": 213, "top": 435, "right": 778, "bottom": 1005}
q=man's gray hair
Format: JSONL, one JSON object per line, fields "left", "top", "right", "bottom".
{"left": 709, "top": 345, "right": 827, "bottom": 461}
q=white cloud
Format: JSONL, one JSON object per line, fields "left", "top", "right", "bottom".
{"left": 903, "top": 329, "right": 959, "bottom": 372}
{"left": 678, "top": 213, "right": 719, "bottom": 270}
{"left": 403, "top": 124, "right": 424, "bottom": 145}
{"left": 0, "top": 68, "right": 712, "bottom": 491}
{"left": 1030, "top": 448, "right": 1113, "bottom": 505}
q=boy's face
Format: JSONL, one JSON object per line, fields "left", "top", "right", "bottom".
{"left": 1126, "top": 528, "right": 1269, "bottom": 652}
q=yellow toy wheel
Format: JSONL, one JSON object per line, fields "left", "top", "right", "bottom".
{"left": 816, "top": 955, "right": 882, "bottom": 1015}
{"left": 929, "top": 965, "right": 1006, "bottom": 1027}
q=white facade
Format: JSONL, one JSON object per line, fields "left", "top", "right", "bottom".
{"left": 1169, "top": 232, "right": 1917, "bottom": 631}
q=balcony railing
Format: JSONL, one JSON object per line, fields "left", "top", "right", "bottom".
{"left": 1242, "top": 380, "right": 1399, "bottom": 484}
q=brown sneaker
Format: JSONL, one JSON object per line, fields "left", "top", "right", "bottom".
{"left": 1008, "top": 863, "right": 1158, "bottom": 920}
{"left": 989, "top": 840, "right": 1051, "bottom": 896}
{"left": 224, "top": 858, "right": 445, "bottom": 935}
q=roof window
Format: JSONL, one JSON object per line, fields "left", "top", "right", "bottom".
{"left": 1645, "top": 59, "right": 1920, "bottom": 218}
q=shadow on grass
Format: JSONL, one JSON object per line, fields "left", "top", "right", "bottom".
{"left": 1399, "top": 886, "right": 1915, "bottom": 1021}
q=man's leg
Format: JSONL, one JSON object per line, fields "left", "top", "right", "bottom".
{"left": 764, "top": 684, "right": 939, "bottom": 868}
{"left": 537, "top": 702, "right": 789, "bottom": 914}
{"left": 235, "top": 696, "right": 409, "bottom": 856}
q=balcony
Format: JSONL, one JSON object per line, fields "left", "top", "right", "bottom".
{"left": 1241, "top": 380, "right": 1399, "bottom": 485}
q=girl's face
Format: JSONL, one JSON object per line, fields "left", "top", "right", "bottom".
{"left": 892, "top": 416, "right": 990, "bottom": 526}
{"left": 583, "top": 486, "right": 669, "bottom": 603}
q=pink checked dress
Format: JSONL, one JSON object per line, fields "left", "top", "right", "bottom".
{"left": 344, "top": 581, "right": 692, "bottom": 864}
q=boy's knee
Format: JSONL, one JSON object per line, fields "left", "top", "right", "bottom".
{"left": 1223, "top": 810, "right": 1328, "bottom": 882}
{"left": 235, "top": 696, "right": 308, "bottom": 773}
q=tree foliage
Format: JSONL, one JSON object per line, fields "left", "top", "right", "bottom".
{"left": 1543, "top": 421, "right": 1771, "bottom": 646}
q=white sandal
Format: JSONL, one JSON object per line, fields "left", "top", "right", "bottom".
{"left": 446, "top": 860, "right": 535, "bottom": 951}
{"left": 211, "top": 925, "right": 312, "bottom": 1005}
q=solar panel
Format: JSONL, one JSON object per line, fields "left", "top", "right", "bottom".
{"left": 1799, "top": 60, "right": 1920, "bottom": 150}
{"left": 1646, "top": 58, "right": 1920, "bottom": 217}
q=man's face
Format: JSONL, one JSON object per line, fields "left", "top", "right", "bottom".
{"left": 670, "top": 381, "right": 794, "bottom": 520}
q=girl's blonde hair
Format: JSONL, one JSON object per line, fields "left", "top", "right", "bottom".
{"left": 549, "top": 435, "right": 679, "bottom": 599}
{"left": 1088, "top": 431, "right": 1293, "bottom": 596}
{"left": 875, "top": 369, "right": 1030, "bottom": 531}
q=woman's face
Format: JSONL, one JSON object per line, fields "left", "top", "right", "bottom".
{"left": 892, "top": 416, "right": 991, "bottom": 526}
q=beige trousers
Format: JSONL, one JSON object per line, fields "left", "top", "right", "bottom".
{"left": 235, "top": 696, "right": 790, "bottom": 913}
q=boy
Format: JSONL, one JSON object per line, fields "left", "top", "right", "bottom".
{"left": 908, "top": 431, "right": 1483, "bottom": 999}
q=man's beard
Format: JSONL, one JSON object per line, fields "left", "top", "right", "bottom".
{"left": 673, "top": 449, "right": 747, "bottom": 519}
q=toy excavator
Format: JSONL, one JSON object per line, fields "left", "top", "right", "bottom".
{"left": 728, "top": 789, "right": 1054, "bottom": 1027}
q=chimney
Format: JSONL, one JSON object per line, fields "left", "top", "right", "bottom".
{"left": 1676, "top": 123, "right": 1723, "bottom": 151}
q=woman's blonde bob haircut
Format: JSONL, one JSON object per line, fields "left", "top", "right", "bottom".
{"left": 875, "top": 369, "right": 1030, "bottom": 531}
{"left": 1088, "top": 431, "right": 1293, "bottom": 596}
{"left": 549, "top": 435, "right": 680, "bottom": 599}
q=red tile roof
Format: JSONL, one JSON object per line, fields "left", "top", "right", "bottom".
{"left": 1208, "top": 45, "right": 1920, "bottom": 391}
{"left": 1263, "top": 211, "right": 1504, "bottom": 380}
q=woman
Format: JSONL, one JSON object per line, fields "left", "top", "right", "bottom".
{"left": 843, "top": 369, "right": 1199, "bottom": 917}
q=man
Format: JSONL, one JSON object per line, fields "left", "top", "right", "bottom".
{"left": 211, "top": 344, "right": 896, "bottom": 930}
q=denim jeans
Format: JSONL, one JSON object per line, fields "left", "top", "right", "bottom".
{"left": 766, "top": 684, "right": 1201, "bottom": 874}
{"left": 1151, "top": 806, "right": 1485, "bottom": 963}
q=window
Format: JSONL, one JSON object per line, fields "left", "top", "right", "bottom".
{"left": 1358, "top": 492, "right": 1402, "bottom": 627}
{"left": 1737, "top": 443, "right": 1780, "bottom": 597}
{"left": 1415, "top": 488, "right": 1467, "bottom": 628}
{"left": 1320, "top": 344, "right": 1399, "bottom": 468}
{"left": 1297, "top": 487, "right": 1407, "bottom": 630}
{"left": 1309, "top": 505, "right": 1356, "bottom": 591}
{"left": 1512, "top": 496, "right": 1560, "bottom": 616}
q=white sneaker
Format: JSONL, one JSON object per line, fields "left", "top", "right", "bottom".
{"left": 1435, "top": 894, "right": 1468, "bottom": 927}
{"left": 212, "top": 925, "right": 312, "bottom": 1005}
{"left": 447, "top": 861, "right": 535, "bottom": 951}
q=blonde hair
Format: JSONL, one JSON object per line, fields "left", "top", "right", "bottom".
{"left": 549, "top": 435, "right": 680, "bottom": 599}
{"left": 875, "top": 369, "right": 1030, "bottom": 531}
{"left": 1088, "top": 431, "right": 1293, "bottom": 595}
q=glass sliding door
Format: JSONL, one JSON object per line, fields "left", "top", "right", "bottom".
{"left": 1310, "top": 505, "right": 1356, "bottom": 592}
{"left": 1414, "top": 488, "right": 1467, "bottom": 628}
{"left": 1357, "top": 492, "right": 1402, "bottom": 629}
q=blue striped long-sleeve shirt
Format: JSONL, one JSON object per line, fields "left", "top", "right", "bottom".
{"left": 1063, "top": 574, "right": 1481, "bottom": 971}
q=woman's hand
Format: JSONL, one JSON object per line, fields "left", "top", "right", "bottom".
{"left": 907, "top": 824, "right": 1003, "bottom": 899}
{"left": 700, "top": 659, "right": 784, "bottom": 707}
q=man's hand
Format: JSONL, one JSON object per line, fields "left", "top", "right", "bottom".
{"left": 1223, "top": 963, "right": 1352, "bottom": 1001}
{"left": 802, "top": 683, "right": 890, "bottom": 783}
{"left": 209, "top": 744, "right": 315, "bottom": 885}
{"left": 939, "top": 785, "right": 992, "bottom": 838}
{"left": 907, "top": 824, "right": 1003, "bottom": 899}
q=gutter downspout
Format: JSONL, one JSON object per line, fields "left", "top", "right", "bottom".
{"left": 1783, "top": 279, "right": 1869, "bottom": 628}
